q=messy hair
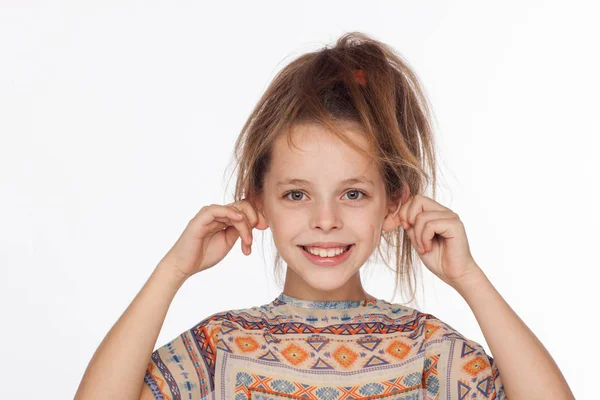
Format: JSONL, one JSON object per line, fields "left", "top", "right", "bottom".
{"left": 223, "top": 32, "right": 440, "bottom": 306}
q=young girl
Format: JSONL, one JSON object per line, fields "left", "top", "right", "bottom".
{"left": 75, "top": 32, "right": 574, "bottom": 400}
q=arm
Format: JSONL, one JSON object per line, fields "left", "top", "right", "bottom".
{"left": 451, "top": 263, "right": 575, "bottom": 399}
{"left": 74, "top": 260, "right": 188, "bottom": 400}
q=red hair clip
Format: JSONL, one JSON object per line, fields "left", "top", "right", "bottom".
{"left": 342, "top": 69, "right": 367, "bottom": 86}
{"left": 352, "top": 69, "right": 367, "bottom": 85}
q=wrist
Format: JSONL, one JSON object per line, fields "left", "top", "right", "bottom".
{"left": 154, "top": 260, "right": 189, "bottom": 289}
{"left": 448, "top": 262, "right": 488, "bottom": 296}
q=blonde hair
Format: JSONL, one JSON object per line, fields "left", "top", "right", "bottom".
{"left": 224, "top": 32, "right": 440, "bottom": 305}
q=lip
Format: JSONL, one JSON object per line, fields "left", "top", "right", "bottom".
{"left": 298, "top": 244, "right": 354, "bottom": 267}
{"left": 301, "top": 242, "right": 352, "bottom": 248}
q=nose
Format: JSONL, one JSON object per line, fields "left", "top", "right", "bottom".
{"left": 309, "top": 200, "right": 343, "bottom": 231}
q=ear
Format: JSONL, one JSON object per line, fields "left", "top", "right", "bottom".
{"left": 382, "top": 183, "right": 410, "bottom": 233}
{"left": 249, "top": 194, "right": 270, "bottom": 231}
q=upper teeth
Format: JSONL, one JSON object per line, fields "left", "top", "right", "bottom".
{"left": 304, "top": 246, "right": 349, "bottom": 257}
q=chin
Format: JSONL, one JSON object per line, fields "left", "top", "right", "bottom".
{"left": 296, "top": 265, "right": 355, "bottom": 290}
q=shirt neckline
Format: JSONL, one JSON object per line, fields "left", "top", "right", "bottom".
{"left": 274, "top": 291, "right": 381, "bottom": 310}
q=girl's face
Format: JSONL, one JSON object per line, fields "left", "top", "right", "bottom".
{"left": 257, "top": 121, "right": 403, "bottom": 301}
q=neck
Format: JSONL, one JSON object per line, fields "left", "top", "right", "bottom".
{"left": 282, "top": 267, "right": 373, "bottom": 302}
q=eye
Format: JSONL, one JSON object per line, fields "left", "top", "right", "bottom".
{"left": 282, "top": 189, "right": 368, "bottom": 202}
{"left": 343, "top": 190, "right": 367, "bottom": 201}
{"left": 283, "top": 190, "right": 307, "bottom": 201}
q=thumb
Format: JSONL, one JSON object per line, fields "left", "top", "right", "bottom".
{"left": 224, "top": 224, "right": 243, "bottom": 249}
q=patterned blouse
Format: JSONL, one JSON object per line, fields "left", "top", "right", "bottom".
{"left": 144, "top": 292, "right": 507, "bottom": 399}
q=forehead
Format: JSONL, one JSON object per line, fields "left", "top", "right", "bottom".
{"left": 269, "top": 122, "right": 375, "bottom": 178}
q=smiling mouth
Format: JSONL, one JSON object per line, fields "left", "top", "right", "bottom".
{"left": 298, "top": 244, "right": 353, "bottom": 257}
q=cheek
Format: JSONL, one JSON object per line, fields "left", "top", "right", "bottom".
{"left": 370, "top": 224, "right": 378, "bottom": 242}
{"left": 267, "top": 208, "right": 301, "bottom": 237}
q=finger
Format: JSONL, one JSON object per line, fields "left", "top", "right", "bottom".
{"left": 202, "top": 219, "right": 227, "bottom": 236}
{"left": 230, "top": 201, "right": 262, "bottom": 253}
{"left": 225, "top": 210, "right": 253, "bottom": 254}
{"left": 206, "top": 214, "right": 243, "bottom": 237}
{"left": 405, "top": 196, "right": 450, "bottom": 230}
{"left": 194, "top": 204, "right": 242, "bottom": 226}
{"left": 416, "top": 211, "right": 457, "bottom": 253}
{"left": 212, "top": 215, "right": 252, "bottom": 255}
{"left": 406, "top": 195, "right": 426, "bottom": 230}
{"left": 413, "top": 211, "right": 425, "bottom": 254}
{"left": 228, "top": 206, "right": 253, "bottom": 254}
{"left": 420, "top": 218, "right": 442, "bottom": 254}
{"left": 404, "top": 225, "right": 419, "bottom": 254}
{"left": 229, "top": 204, "right": 253, "bottom": 238}
{"left": 420, "top": 217, "right": 432, "bottom": 253}
{"left": 422, "top": 219, "right": 438, "bottom": 253}
{"left": 398, "top": 195, "right": 416, "bottom": 229}
{"left": 199, "top": 205, "right": 251, "bottom": 252}
{"left": 231, "top": 200, "right": 260, "bottom": 230}
{"left": 407, "top": 195, "right": 453, "bottom": 227}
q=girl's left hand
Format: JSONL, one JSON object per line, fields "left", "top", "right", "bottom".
{"left": 396, "top": 194, "right": 482, "bottom": 288}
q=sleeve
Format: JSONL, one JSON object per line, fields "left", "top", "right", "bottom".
{"left": 143, "top": 316, "right": 222, "bottom": 400}
{"left": 440, "top": 337, "right": 508, "bottom": 399}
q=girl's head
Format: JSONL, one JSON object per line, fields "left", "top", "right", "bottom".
{"left": 227, "top": 32, "right": 438, "bottom": 303}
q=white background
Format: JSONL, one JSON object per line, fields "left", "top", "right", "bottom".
{"left": 1, "top": 1, "right": 597, "bottom": 398}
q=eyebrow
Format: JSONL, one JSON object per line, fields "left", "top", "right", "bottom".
{"left": 275, "top": 176, "right": 374, "bottom": 187}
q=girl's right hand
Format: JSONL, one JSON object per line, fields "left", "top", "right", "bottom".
{"left": 159, "top": 200, "right": 269, "bottom": 280}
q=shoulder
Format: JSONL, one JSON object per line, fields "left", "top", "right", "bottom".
{"left": 393, "top": 305, "right": 490, "bottom": 360}
{"left": 187, "top": 302, "right": 270, "bottom": 343}
{"left": 381, "top": 301, "right": 470, "bottom": 343}
{"left": 388, "top": 306, "right": 508, "bottom": 398}
{"left": 406, "top": 311, "right": 508, "bottom": 399}
{"left": 144, "top": 308, "right": 238, "bottom": 400}
{"left": 439, "top": 335, "right": 507, "bottom": 399}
